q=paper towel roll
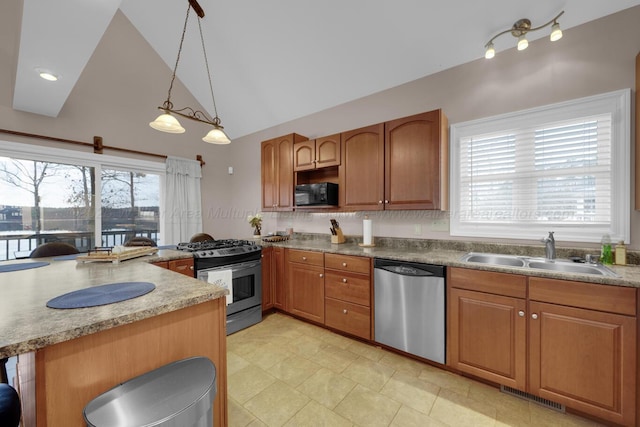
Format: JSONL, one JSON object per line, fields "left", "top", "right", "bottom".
{"left": 363, "top": 217, "right": 373, "bottom": 245}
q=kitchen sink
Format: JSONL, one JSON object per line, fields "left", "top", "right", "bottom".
{"left": 526, "top": 260, "right": 617, "bottom": 276}
{"left": 460, "top": 252, "right": 618, "bottom": 277}
{"left": 461, "top": 253, "right": 526, "bottom": 267}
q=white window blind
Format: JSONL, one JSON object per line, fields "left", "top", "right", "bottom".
{"left": 450, "top": 89, "right": 630, "bottom": 243}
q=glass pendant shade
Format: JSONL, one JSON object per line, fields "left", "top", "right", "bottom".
{"left": 550, "top": 22, "right": 562, "bottom": 41}
{"left": 485, "top": 43, "right": 495, "bottom": 59}
{"left": 149, "top": 113, "right": 186, "bottom": 134}
{"left": 202, "top": 127, "right": 231, "bottom": 144}
{"left": 517, "top": 35, "right": 528, "bottom": 51}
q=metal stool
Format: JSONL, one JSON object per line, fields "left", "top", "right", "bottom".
{"left": 0, "top": 384, "right": 21, "bottom": 427}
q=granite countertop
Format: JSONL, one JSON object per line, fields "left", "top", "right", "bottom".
{"left": 262, "top": 237, "right": 640, "bottom": 289}
{"left": 0, "top": 249, "right": 224, "bottom": 358}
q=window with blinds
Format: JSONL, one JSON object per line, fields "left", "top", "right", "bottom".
{"left": 450, "top": 89, "right": 630, "bottom": 243}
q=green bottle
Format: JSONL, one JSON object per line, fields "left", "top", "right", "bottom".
{"left": 601, "top": 234, "right": 613, "bottom": 265}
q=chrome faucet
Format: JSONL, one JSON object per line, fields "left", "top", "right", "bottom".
{"left": 542, "top": 231, "right": 556, "bottom": 260}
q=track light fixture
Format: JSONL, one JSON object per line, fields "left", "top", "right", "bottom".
{"left": 484, "top": 11, "right": 564, "bottom": 59}
{"left": 150, "top": 0, "right": 231, "bottom": 144}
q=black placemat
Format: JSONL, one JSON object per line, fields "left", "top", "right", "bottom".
{"left": 0, "top": 261, "right": 50, "bottom": 273}
{"left": 46, "top": 281, "right": 156, "bottom": 309}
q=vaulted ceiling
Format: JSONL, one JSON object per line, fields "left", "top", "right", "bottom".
{"left": 12, "top": 0, "right": 640, "bottom": 140}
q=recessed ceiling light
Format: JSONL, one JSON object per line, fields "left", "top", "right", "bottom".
{"left": 36, "top": 69, "right": 58, "bottom": 81}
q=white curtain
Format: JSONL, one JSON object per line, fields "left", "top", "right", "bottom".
{"left": 164, "top": 156, "right": 202, "bottom": 244}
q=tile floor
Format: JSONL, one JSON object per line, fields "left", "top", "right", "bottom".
{"left": 227, "top": 312, "right": 604, "bottom": 427}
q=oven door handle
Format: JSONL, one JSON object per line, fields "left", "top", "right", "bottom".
{"left": 212, "top": 260, "right": 261, "bottom": 274}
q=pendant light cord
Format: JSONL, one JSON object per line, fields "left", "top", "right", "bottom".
{"left": 164, "top": 4, "right": 192, "bottom": 109}
{"left": 197, "top": 17, "right": 220, "bottom": 122}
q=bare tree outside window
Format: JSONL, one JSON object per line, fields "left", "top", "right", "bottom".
{"left": 0, "top": 159, "right": 63, "bottom": 233}
{"left": 101, "top": 168, "right": 160, "bottom": 245}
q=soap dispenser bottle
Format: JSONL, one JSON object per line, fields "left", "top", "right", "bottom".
{"left": 615, "top": 241, "right": 627, "bottom": 265}
{"left": 601, "top": 234, "right": 613, "bottom": 265}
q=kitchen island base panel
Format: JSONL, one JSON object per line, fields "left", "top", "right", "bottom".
{"left": 32, "top": 299, "right": 227, "bottom": 427}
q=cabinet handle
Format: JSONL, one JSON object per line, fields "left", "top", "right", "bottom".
{"left": 378, "top": 200, "right": 383, "bottom": 204}
{"left": 384, "top": 200, "right": 389, "bottom": 204}
{"left": 518, "top": 310, "right": 525, "bottom": 317}
{"left": 342, "top": 262, "right": 347, "bottom": 267}
{"left": 319, "top": 273, "right": 324, "bottom": 278}
{"left": 342, "top": 278, "right": 347, "bottom": 283}
{"left": 343, "top": 309, "right": 348, "bottom": 314}
{"left": 531, "top": 313, "right": 538, "bottom": 320}
{"left": 302, "top": 256, "right": 307, "bottom": 261}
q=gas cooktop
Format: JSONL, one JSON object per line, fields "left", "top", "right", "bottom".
{"left": 176, "top": 239, "right": 261, "bottom": 259}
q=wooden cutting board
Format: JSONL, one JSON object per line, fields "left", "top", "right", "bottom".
{"left": 76, "top": 247, "right": 158, "bottom": 264}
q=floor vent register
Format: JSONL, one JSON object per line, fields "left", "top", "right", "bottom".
{"left": 500, "top": 385, "right": 566, "bottom": 413}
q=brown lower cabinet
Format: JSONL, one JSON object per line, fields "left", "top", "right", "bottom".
{"left": 324, "top": 253, "right": 372, "bottom": 340}
{"left": 286, "top": 249, "right": 325, "bottom": 323}
{"left": 448, "top": 267, "right": 637, "bottom": 426}
{"left": 267, "top": 248, "right": 372, "bottom": 339}
{"left": 262, "top": 246, "right": 287, "bottom": 312}
{"left": 151, "top": 258, "right": 194, "bottom": 277}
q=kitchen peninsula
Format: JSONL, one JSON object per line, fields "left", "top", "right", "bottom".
{"left": 0, "top": 250, "right": 227, "bottom": 426}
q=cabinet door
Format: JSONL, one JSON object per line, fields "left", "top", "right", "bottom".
{"left": 384, "top": 110, "right": 445, "bottom": 210}
{"left": 448, "top": 287, "right": 527, "bottom": 391}
{"left": 261, "top": 247, "right": 274, "bottom": 310}
{"left": 273, "top": 247, "right": 287, "bottom": 311}
{"left": 262, "top": 134, "right": 306, "bottom": 211}
{"left": 276, "top": 136, "right": 294, "bottom": 211}
{"left": 529, "top": 301, "right": 636, "bottom": 426}
{"left": 293, "top": 140, "right": 316, "bottom": 171}
{"left": 261, "top": 139, "right": 278, "bottom": 211}
{"left": 315, "top": 134, "right": 340, "bottom": 168}
{"left": 288, "top": 262, "right": 325, "bottom": 323}
{"left": 339, "top": 124, "right": 385, "bottom": 210}
{"left": 168, "top": 258, "right": 194, "bottom": 277}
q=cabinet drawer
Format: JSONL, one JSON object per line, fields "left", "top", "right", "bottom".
{"left": 529, "top": 277, "right": 637, "bottom": 316}
{"left": 287, "top": 249, "right": 324, "bottom": 266}
{"left": 449, "top": 267, "right": 527, "bottom": 299}
{"left": 325, "top": 298, "right": 371, "bottom": 340}
{"left": 325, "top": 253, "right": 370, "bottom": 275}
{"left": 151, "top": 261, "right": 169, "bottom": 269}
{"left": 169, "top": 258, "right": 194, "bottom": 277}
{"left": 325, "top": 272, "right": 370, "bottom": 306}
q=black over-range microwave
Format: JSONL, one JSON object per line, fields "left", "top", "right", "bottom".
{"left": 295, "top": 183, "right": 338, "bottom": 206}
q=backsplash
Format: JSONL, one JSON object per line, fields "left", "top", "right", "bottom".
{"left": 288, "top": 232, "right": 640, "bottom": 266}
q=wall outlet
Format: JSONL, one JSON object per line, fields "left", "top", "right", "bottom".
{"left": 430, "top": 219, "right": 449, "bottom": 232}
{"left": 413, "top": 224, "right": 422, "bottom": 235}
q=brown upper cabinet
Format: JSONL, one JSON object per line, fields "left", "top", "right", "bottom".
{"left": 339, "top": 109, "right": 448, "bottom": 211}
{"left": 635, "top": 52, "right": 640, "bottom": 209}
{"left": 339, "top": 124, "right": 385, "bottom": 210}
{"left": 384, "top": 110, "right": 448, "bottom": 210}
{"left": 261, "top": 133, "right": 308, "bottom": 211}
{"left": 293, "top": 134, "right": 341, "bottom": 171}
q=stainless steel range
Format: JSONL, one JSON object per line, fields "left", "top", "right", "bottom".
{"left": 177, "top": 239, "right": 262, "bottom": 335}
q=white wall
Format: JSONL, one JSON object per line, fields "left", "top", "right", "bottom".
{"left": 226, "top": 6, "right": 640, "bottom": 249}
{"left": 1, "top": 4, "right": 639, "bottom": 249}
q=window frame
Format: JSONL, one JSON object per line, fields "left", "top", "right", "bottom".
{"left": 0, "top": 140, "right": 166, "bottom": 245}
{"left": 449, "top": 89, "right": 631, "bottom": 243}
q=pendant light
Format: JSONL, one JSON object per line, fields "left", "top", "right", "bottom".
{"left": 149, "top": 0, "right": 230, "bottom": 144}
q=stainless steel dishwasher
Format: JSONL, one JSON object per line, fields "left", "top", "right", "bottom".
{"left": 374, "top": 258, "right": 445, "bottom": 364}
